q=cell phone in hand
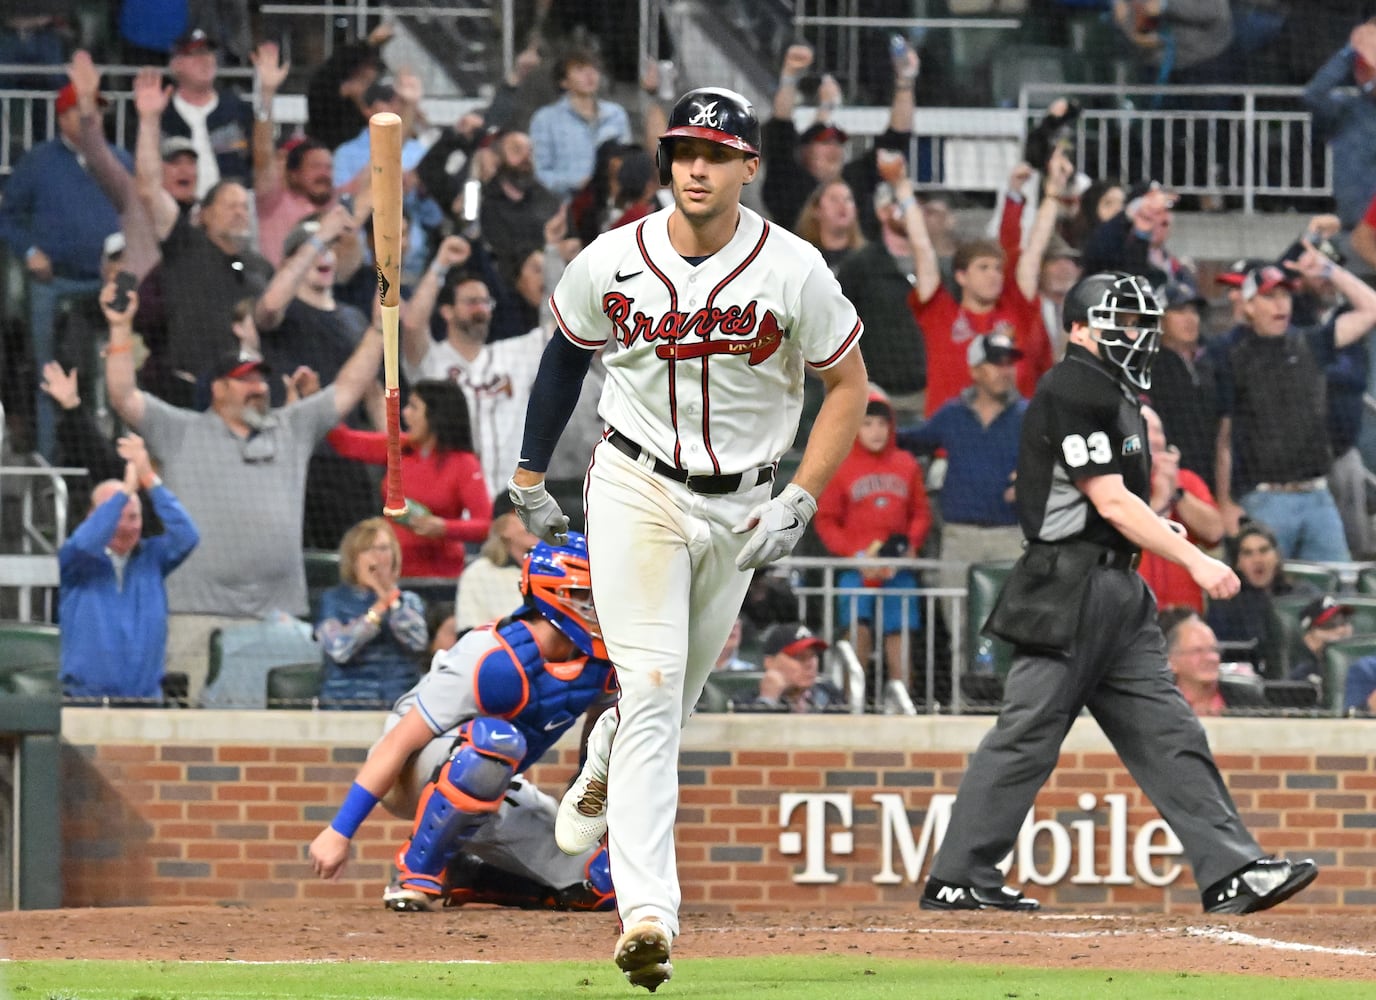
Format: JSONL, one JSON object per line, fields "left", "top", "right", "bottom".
{"left": 111, "top": 270, "right": 138, "bottom": 312}
{"left": 878, "top": 534, "right": 909, "bottom": 559}
{"left": 462, "top": 178, "right": 482, "bottom": 224}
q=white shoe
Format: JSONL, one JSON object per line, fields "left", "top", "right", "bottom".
{"left": 884, "top": 679, "right": 916, "bottom": 716}
{"left": 556, "top": 708, "right": 616, "bottom": 855}
{"left": 614, "top": 918, "right": 673, "bottom": 992}
{"left": 382, "top": 884, "right": 438, "bottom": 912}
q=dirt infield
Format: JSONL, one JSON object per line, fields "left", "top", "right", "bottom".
{"left": 1, "top": 904, "right": 1372, "bottom": 979}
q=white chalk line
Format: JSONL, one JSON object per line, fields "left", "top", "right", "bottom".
{"left": 691, "top": 920, "right": 1376, "bottom": 959}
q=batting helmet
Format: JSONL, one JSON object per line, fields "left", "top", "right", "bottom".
{"left": 1063, "top": 271, "right": 1163, "bottom": 391}
{"left": 657, "top": 86, "right": 761, "bottom": 186}
{"left": 521, "top": 532, "right": 608, "bottom": 659}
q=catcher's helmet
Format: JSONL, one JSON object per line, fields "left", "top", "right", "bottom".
{"left": 1063, "top": 271, "right": 1163, "bottom": 391}
{"left": 521, "top": 532, "right": 607, "bottom": 659}
{"left": 657, "top": 86, "right": 760, "bottom": 186}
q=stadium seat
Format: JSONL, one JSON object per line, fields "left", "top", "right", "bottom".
{"left": 266, "top": 662, "right": 324, "bottom": 709}
{"left": 966, "top": 560, "right": 1016, "bottom": 676}
{"left": 201, "top": 619, "right": 323, "bottom": 709}
{"left": 0, "top": 623, "right": 61, "bottom": 683}
{"left": 1322, "top": 636, "right": 1376, "bottom": 715}
{"left": 303, "top": 549, "right": 341, "bottom": 623}
{"left": 1358, "top": 567, "right": 1376, "bottom": 596}
{"left": 696, "top": 677, "right": 731, "bottom": 713}
{"left": 1283, "top": 561, "right": 1341, "bottom": 595}
{"left": 707, "top": 670, "right": 764, "bottom": 709}
{"left": 1270, "top": 595, "right": 1376, "bottom": 681}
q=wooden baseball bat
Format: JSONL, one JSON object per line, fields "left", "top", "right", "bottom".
{"left": 369, "top": 111, "right": 406, "bottom": 518}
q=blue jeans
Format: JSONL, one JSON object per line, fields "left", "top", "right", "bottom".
{"left": 28, "top": 275, "right": 102, "bottom": 459}
{"left": 1240, "top": 487, "right": 1350, "bottom": 562}
{"left": 836, "top": 569, "right": 922, "bottom": 633}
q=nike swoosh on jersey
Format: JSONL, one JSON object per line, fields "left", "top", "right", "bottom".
{"left": 783, "top": 516, "right": 801, "bottom": 530}
{"left": 614, "top": 269, "right": 643, "bottom": 282}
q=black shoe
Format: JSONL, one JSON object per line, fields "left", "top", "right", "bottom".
{"left": 920, "top": 877, "right": 1041, "bottom": 911}
{"left": 1202, "top": 857, "right": 1319, "bottom": 914}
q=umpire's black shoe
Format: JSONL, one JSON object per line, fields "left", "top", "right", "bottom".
{"left": 1202, "top": 857, "right": 1319, "bottom": 914}
{"left": 920, "top": 877, "right": 1041, "bottom": 912}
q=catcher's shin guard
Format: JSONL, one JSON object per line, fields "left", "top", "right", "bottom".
{"left": 395, "top": 718, "right": 526, "bottom": 897}
{"left": 553, "top": 844, "right": 616, "bottom": 912}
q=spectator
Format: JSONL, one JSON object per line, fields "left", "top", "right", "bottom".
{"left": 567, "top": 138, "right": 637, "bottom": 247}
{"left": 1165, "top": 612, "right": 1227, "bottom": 717}
{"left": 1289, "top": 595, "right": 1355, "bottom": 694}
{"left": 1143, "top": 280, "right": 1219, "bottom": 492}
{"left": 1206, "top": 522, "right": 1319, "bottom": 678}
{"left": 1214, "top": 254, "right": 1376, "bottom": 559}
{"left": 103, "top": 276, "right": 384, "bottom": 703}
{"left": 1212, "top": 255, "right": 1269, "bottom": 331}
{"left": 1034, "top": 234, "right": 1082, "bottom": 360}
{"left": 416, "top": 110, "right": 489, "bottom": 230}
{"left": 836, "top": 171, "right": 927, "bottom": 420}
{"left": 327, "top": 379, "right": 493, "bottom": 579}
{"left": 478, "top": 129, "right": 565, "bottom": 277}
{"left": 900, "top": 333, "right": 1027, "bottom": 632}
{"left": 400, "top": 271, "right": 551, "bottom": 497}
{"left": 1342, "top": 650, "right": 1376, "bottom": 715}
{"left": 528, "top": 48, "right": 632, "bottom": 200}
{"left": 751, "top": 623, "right": 844, "bottom": 713}
{"left": 1083, "top": 182, "right": 1193, "bottom": 288}
{"left": 306, "top": 22, "right": 393, "bottom": 151}
{"left": 130, "top": 65, "right": 201, "bottom": 242}
{"left": 0, "top": 80, "right": 127, "bottom": 456}
{"left": 39, "top": 361, "right": 125, "bottom": 515}
{"left": 1064, "top": 177, "right": 1125, "bottom": 251}
{"left": 1137, "top": 405, "right": 1224, "bottom": 614}
{"left": 160, "top": 29, "right": 253, "bottom": 198}
{"left": 793, "top": 179, "right": 865, "bottom": 275}
{"left": 315, "top": 518, "right": 428, "bottom": 709}
{"left": 1112, "top": 1, "right": 1234, "bottom": 90}
{"left": 608, "top": 147, "right": 660, "bottom": 229}
{"left": 815, "top": 388, "right": 931, "bottom": 713}
{"left": 58, "top": 433, "right": 199, "bottom": 701}
{"left": 1, "top": 14, "right": 68, "bottom": 93}
{"left": 909, "top": 153, "right": 1063, "bottom": 416}
{"left": 1303, "top": 19, "right": 1376, "bottom": 229}
{"left": 49, "top": 230, "right": 138, "bottom": 420}
{"left": 713, "top": 617, "right": 757, "bottom": 672}
{"left": 761, "top": 41, "right": 918, "bottom": 242}
{"left": 454, "top": 493, "right": 537, "bottom": 631}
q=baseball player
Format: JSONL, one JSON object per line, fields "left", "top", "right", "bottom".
{"left": 307, "top": 534, "right": 617, "bottom": 913}
{"left": 507, "top": 87, "right": 868, "bottom": 990}
{"left": 920, "top": 272, "right": 1318, "bottom": 914}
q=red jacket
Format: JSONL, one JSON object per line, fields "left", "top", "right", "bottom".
{"left": 327, "top": 427, "right": 492, "bottom": 578}
{"left": 815, "top": 392, "right": 931, "bottom": 558}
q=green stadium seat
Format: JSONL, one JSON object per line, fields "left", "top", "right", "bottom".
{"left": 695, "top": 677, "right": 731, "bottom": 713}
{"left": 706, "top": 670, "right": 764, "bottom": 709}
{"left": 1270, "top": 595, "right": 1376, "bottom": 682}
{"left": 266, "top": 662, "right": 324, "bottom": 709}
{"left": 1322, "top": 636, "right": 1376, "bottom": 715}
{"left": 966, "top": 560, "right": 1016, "bottom": 675}
{"left": 1358, "top": 567, "right": 1376, "bottom": 596}
{"left": 0, "top": 622, "right": 60, "bottom": 678}
{"left": 303, "top": 550, "right": 341, "bottom": 623}
{"left": 1283, "top": 561, "right": 1341, "bottom": 595}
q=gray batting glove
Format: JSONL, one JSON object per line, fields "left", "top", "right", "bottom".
{"left": 732, "top": 483, "right": 817, "bottom": 570}
{"left": 508, "top": 476, "right": 570, "bottom": 545}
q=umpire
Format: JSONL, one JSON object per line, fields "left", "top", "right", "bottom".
{"left": 921, "top": 272, "right": 1318, "bottom": 914}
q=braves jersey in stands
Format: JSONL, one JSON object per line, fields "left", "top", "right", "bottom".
{"left": 549, "top": 204, "right": 862, "bottom": 475}
{"left": 1015, "top": 344, "right": 1150, "bottom": 550}
{"left": 391, "top": 618, "right": 614, "bottom": 770}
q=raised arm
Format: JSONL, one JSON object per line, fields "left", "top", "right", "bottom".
{"left": 1287, "top": 242, "right": 1376, "bottom": 348}
{"left": 1017, "top": 149, "right": 1073, "bottom": 300}
{"left": 330, "top": 323, "right": 384, "bottom": 418}
{"left": 133, "top": 68, "right": 180, "bottom": 241}
{"left": 254, "top": 203, "right": 356, "bottom": 330}
{"left": 100, "top": 278, "right": 146, "bottom": 427}
{"left": 249, "top": 42, "right": 291, "bottom": 206}
{"left": 888, "top": 41, "right": 918, "bottom": 133}
{"left": 879, "top": 149, "right": 939, "bottom": 303}
{"left": 402, "top": 234, "right": 472, "bottom": 362}
{"left": 772, "top": 44, "right": 814, "bottom": 121}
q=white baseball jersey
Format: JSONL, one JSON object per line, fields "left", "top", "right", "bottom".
{"left": 550, "top": 204, "right": 862, "bottom": 473}
{"left": 402, "top": 326, "right": 553, "bottom": 497}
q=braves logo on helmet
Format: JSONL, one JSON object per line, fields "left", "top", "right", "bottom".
{"left": 686, "top": 100, "right": 721, "bottom": 130}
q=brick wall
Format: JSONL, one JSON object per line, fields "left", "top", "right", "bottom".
{"left": 52, "top": 711, "right": 1376, "bottom": 912}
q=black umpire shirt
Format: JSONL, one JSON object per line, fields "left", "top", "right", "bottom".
{"left": 1016, "top": 344, "right": 1150, "bottom": 553}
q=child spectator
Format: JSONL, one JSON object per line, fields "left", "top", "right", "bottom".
{"left": 815, "top": 388, "right": 931, "bottom": 712}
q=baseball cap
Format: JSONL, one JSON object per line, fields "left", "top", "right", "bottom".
{"left": 160, "top": 135, "right": 199, "bottom": 161}
{"left": 1216, "top": 257, "right": 1270, "bottom": 288}
{"left": 173, "top": 28, "right": 217, "bottom": 56}
{"left": 1299, "top": 596, "right": 1353, "bottom": 632}
{"left": 209, "top": 349, "right": 270, "bottom": 382}
{"left": 761, "top": 622, "right": 828, "bottom": 658}
{"left": 1160, "top": 280, "right": 1206, "bottom": 312}
{"left": 102, "top": 231, "right": 126, "bottom": 262}
{"left": 1240, "top": 264, "right": 1293, "bottom": 301}
{"left": 800, "top": 122, "right": 849, "bottom": 145}
{"left": 967, "top": 331, "right": 1024, "bottom": 368}
{"left": 281, "top": 217, "right": 324, "bottom": 260}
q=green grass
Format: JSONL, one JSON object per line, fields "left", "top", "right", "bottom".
{"left": 0, "top": 958, "right": 1367, "bottom": 1000}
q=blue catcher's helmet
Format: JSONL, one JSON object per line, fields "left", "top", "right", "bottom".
{"left": 521, "top": 532, "right": 608, "bottom": 659}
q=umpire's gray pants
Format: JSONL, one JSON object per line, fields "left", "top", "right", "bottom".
{"left": 931, "top": 565, "right": 1261, "bottom": 892}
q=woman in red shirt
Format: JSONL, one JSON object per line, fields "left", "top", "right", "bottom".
{"left": 328, "top": 380, "right": 492, "bottom": 579}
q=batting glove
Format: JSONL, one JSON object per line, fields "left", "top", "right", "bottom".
{"left": 508, "top": 477, "right": 570, "bottom": 545}
{"left": 732, "top": 483, "right": 817, "bottom": 570}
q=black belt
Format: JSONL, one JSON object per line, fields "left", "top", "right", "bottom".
{"left": 1097, "top": 547, "right": 1141, "bottom": 572}
{"left": 606, "top": 428, "right": 773, "bottom": 496}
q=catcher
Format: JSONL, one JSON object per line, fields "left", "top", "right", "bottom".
{"left": 308, "top": 533, "right": 617, "bottom": 912}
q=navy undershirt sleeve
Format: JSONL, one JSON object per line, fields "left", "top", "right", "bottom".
{"left": 517, "top": 334, "right": 596, "bottom": 473}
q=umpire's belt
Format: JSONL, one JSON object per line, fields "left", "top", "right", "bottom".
{"left": 1094, "top": 546, "right": 1141, "bottom": 572}
{"left": 1253, "top": 476, "right": 1327, "bottom": 494}
{"left": 607, "top": 428, "right": 773, "bottom": 496}
{"left": 1029, "top": 540, "right": 1140, "bottom": 572}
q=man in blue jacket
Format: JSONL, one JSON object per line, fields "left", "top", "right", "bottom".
{"left": 58, "top": 433, "right": 199, "bottom": 701}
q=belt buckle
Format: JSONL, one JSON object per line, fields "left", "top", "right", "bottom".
{"left": 684, "top": 473, "right": 716, "bottom": 494}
